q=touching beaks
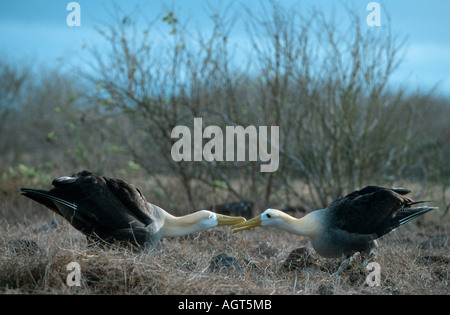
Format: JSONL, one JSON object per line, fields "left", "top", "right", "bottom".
{"left": 216, "top": 214, "right": 246, "bottom": 226}
{"left": 230, "top": 215, "right": 262, "bottom": 234}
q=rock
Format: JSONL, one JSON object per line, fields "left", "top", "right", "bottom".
{"left": 282, "top": 247, "right": 317, "bottom": 271}
{"left": 254, "top": 242, "right": 278, "bottom": 258}
{"left": 419, "top": 255, "right": 450, "bottom": 265}
{"left": 419, "top": 236, "right": 449, "bottom": 249}
{"left": 5, "top": 239, "right": 42, "bottom": 255}
{"left": 209, "top": 253, "right": 243, "bottom": 273}
{"left": 315, "top": 283, "right": 334, "bottom": 295}
{"left": 35, "top": 219, "right": 59, "bottom": 233}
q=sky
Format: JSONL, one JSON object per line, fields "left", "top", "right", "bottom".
{"left": 0, "top": 0, "right": 449, "bottom": 97}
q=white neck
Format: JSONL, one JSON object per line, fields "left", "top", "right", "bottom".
{"left": 273, "top": 211, "right": 323, "bottom": 237}
{"left": 159, "top": 211, "right": 212, "bottom": 238}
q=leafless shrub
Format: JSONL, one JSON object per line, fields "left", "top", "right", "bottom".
{"left": 1, "top": 2, "right": 448, "bottom": 213}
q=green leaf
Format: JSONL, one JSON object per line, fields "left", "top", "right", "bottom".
{"left": 212, "top": 180, "right": 227, "bottom": 188}
{"left": 128, "top": 160, "right": 140, "bottom": 171}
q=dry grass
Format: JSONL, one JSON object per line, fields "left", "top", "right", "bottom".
{"left": 0, "top": 179, "right": 448, "bottom": 295}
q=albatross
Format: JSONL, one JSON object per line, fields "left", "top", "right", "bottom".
{"left": 231, "top": 186, "right": 437, "bottom": 271}
{"left": 21, "top": 170, "right": 246, "bottom": 248}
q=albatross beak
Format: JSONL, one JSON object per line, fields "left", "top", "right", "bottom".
{"left": 230, "top": 215, "right": 262, "bottom": 234}
{"left": 216, "top": 214, "right": 247, "bottom": 226}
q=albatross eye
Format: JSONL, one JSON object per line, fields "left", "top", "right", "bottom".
{"left": 266, "top": 213, "right": 271, "bottom": 218}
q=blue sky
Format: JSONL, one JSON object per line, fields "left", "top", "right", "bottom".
{"left": 1, "top": 0, "right": 449, "bottom": 97}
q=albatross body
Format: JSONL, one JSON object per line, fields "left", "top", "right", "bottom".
{"left": 21, "top": 170, "right": 246, "bottom": 248}
{"left": 231, "top": 186, "right": 437, "bottom": 258}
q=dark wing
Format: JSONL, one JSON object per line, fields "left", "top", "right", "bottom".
{"left": 93, "top": 173, "right": 154, "bottom": 226}
{"left": 327, "top": 186, "right": 415, "bottom": 235}
{"left": 21, "top": 170, "right": 154, "bottom": 245}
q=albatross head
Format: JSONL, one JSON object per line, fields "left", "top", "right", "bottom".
{"left": 198, "top": 210, "right": 247, "bottom": 229}
{"left": 181, "top": 210, "right": 247, "bottom": 235}
{"left": 230, "top": 209, "right": 320, "bottom": 237}
{"left": 230, "top": 209, "right": 283, "bottom": 233}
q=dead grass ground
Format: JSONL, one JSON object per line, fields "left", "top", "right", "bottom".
{"left": 0, "top": 179, "right": 448, "bottom": 295}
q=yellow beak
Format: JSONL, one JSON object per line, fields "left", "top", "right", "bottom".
{"left": 230, "top": 215, "right": 262, "bottom": 234}
{"left": 216, "top": 214, "right": 247, "bottom": 226}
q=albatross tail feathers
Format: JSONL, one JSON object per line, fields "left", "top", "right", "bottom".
{"left": 375, "top": 206, "right": 438, "bottom": 239}
{"left": 21, "top": 188, "right": 77, "bottom": 210}
{"left": 397, "top": 206, "right": 438, "bottom": 226}
{"left": 20, "top": 188, "right": 97, "bottom": 221}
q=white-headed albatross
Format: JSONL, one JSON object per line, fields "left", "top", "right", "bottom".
{"left": 231, "top": 186, "right": 437, "bottom": 271}
{"left": 21, "top": 170, "right": 246, "bottom": 248}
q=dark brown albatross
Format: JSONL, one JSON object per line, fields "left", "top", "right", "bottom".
{"left": 231, "top": 186, "right": 437, "bottom": 273}
{"left": 21, "top": 170, "right": 246, "bottom": 249}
